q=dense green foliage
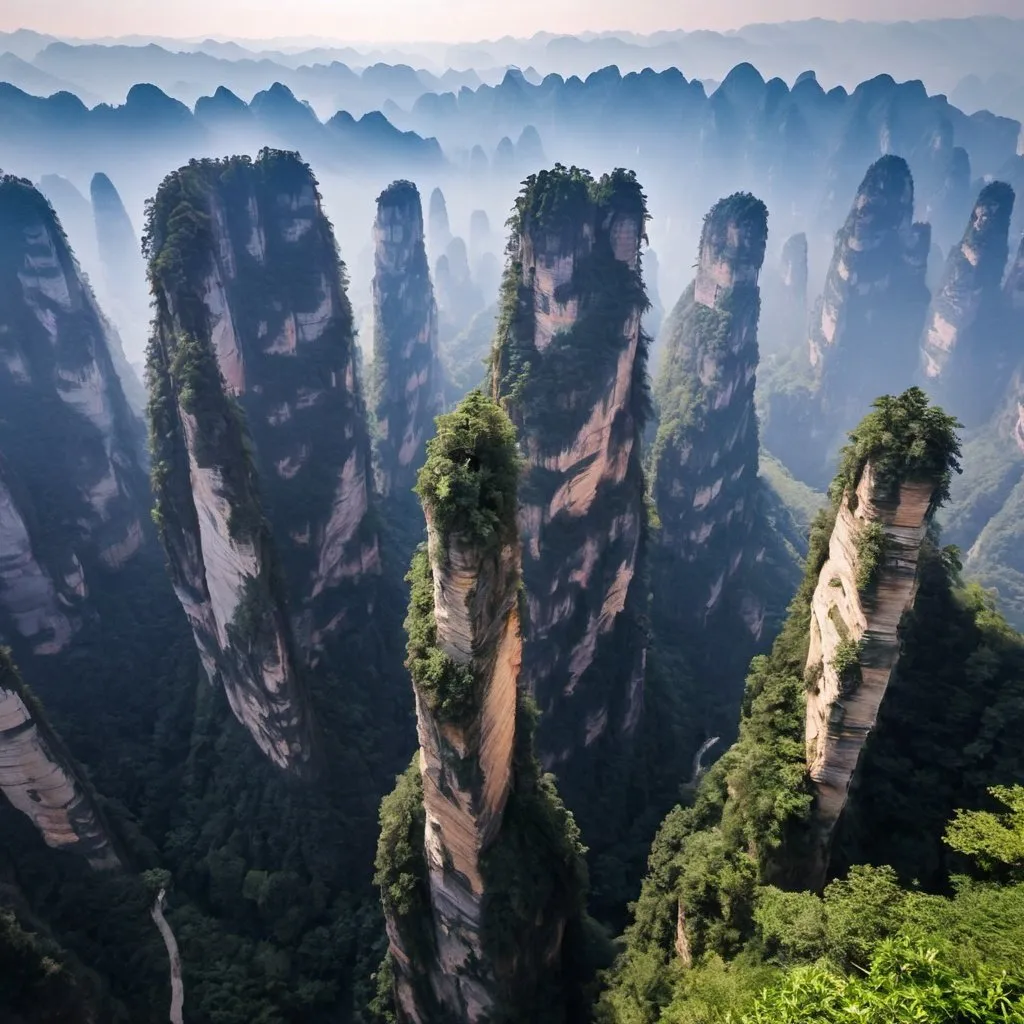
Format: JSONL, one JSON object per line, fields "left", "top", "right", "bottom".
{"left": 854, "top": 521, "right": 887, "bottom": 592}
{"left": 414, "top": 390, "right": 520, "bottom": 548}
{"left": 831, "top": 387, "right": 963, "bottom": 508}
{"left": 945, "top": 785, "right": 1024, "bottom": 877}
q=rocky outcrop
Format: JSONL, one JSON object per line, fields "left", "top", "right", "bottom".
{"left": 145, "top": 149, "right": 378, "bottom": 772}
{"left": 810, "top": 157, "right": 931, "bottom": 442}
{"left": 0, "top": 648, "right": 122, "bottom": 870}
{"left": 760, "top": 231, "right": 808, "bottom": 355}
{"left": 435, "top": 235, "right": 484, "bottom": 338}
{"left": 804, "top": 414, "right": 947, "bottom": 886}
{"left": 371, "top": 180, "right": 444, "bottom": 499}
{"left": 0, "top": 174, "right": 147, "bottom": 654}
{"left": 379, "top": 392, "right": 585, "bottom": 1023}
{"left": 90, "top": 172, "right": 151, "bottom": 381}
{"left": 920, "top": 181, "right": 1015, "bottom": 425}
{"left": 491, "top": 165, "right": 649, "bottom": 776}
{"left": 427, "top": 186, "right": 452, "bottom": 260}
{"left": 652, "top": 194, "right": 768, "bottom": 635}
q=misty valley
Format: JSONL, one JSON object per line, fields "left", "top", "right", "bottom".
{"left": 2, "top": 16, "right": 1024, "bottom": 1024}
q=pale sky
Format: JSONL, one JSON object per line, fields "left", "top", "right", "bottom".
{"left": 1, "top": 0, "right": 1021, "bottom": 43}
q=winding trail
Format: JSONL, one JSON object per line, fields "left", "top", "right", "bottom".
{"left": 151, "top": 888, "right": 184, "bottom": 1024}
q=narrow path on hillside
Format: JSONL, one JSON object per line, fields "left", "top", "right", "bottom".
{"left": 151, "top": 888, "right": 184, "bottom": 1024}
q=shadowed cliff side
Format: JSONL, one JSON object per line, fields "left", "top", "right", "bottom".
{"left": 650, "top": 193, "right": 800, "bottom": 757}
{"left": 376, "top": 392, "right": 589, "bottom": 1023}
{"left": 0, "top": 174, "right": 148, "bottom": 658}
{"left": 919, "top": 181, "right": 1015, "bottom": 426}
{"left": 145, "top": 148, "right": 380, "bottom": 773}
{"left": 370, "top": 180, "right": 444, "bottom": 514}
{"left": 490, "top": 165, "right": 651, "bottom": 808}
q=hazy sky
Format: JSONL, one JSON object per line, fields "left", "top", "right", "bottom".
{"left": 1, "top": 0, "right": 1021, "bottom": 42}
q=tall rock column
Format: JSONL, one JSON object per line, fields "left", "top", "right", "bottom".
{"left": 0, "top": 174, "right": 147, "bottom": 655}
{"left": 1006, "top": 235, "right": 1024, "bottom": 452}
{"left": 377, "top": 392, "right": 586, "bottom": 1023}
{"left": 370, "top": 180, "right": 444, "bottom": 500}
{"left": 145, "top": 148, "right": 379, "bottom": 772}
{"left": 803, "top": 388, "right": 959, "bottom": 886}
{"left": 651, "top": 194, "right": 769, "bottom": 649}
{"left": 919, "top": 181, "right": 1015, "bottom": 425}
{"left": 490, "top": 165, "right": 650, "bottom": 775}
{"left": 809, "top": 156, "right": 931, "bottom": 449}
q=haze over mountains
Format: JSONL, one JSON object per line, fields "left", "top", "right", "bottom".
{"left": 1, "top": 12, "right": 1023, "bottom": 1024}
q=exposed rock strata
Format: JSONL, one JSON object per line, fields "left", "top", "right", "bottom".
{"left": 491, "top": 165, "right": 650, "bottom": 773}
{"left": 920, "top": 181, "right": 1015, "bottom": 425}
{"left": 804, "top": 462, "right": 940, "bottom": 886}
{"left": 380, "top": 393, "right": 585, "bottom": 1023}
{"left": 0, "top": 649, "right": 122, "bottom": 869}
{"left": 0, "top": 174, "right": 147, "bottom": 653}
{"left": 371, "top": 180, "right": 444, "bottom": 499}
{"left": 145, "top": 149, "right": 378, "bottom": 772}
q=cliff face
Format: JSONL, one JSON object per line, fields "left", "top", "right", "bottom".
{"left": 809, "top": 156, "right": 931, "bottom": 441}
{"left": 0, "top": 174, "right": 147, "bottom": 655}
{"left": 490, "top": 165, "right": 650, "bottom": 775}
{"left": 379, "top": 393, "right": 585, "bottom": 1023}
{"left": 371, "top": 180, "right": 444, "bottom": 499}
{"left": 804, "top": 452, "right": 942, "bottom": 886}
{"left": 920, "top": 181, "right": 1015, "bottom": 425}
{"left": 652, "top": 194, "right": 768, "bottom": 639}
{"left": 0, "top": 649, "right": 121, "bottom": 870}
{"left": 427, "top": 186, "right": 452, "bottom": 260}
{"left": 145, "top": 149, "right": 378, "bottom": 772}
{"left": 90, "top": 171, "right": 151, "bottom": 378}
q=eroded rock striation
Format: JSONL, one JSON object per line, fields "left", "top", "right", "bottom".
{"left": 490, "top": 165, "right": 650, "bottom": 775}
{"left": 804, "top": 389, "right": 956, "bottom": 885}
{"left": 371, "top": 180, "right": 444, "bottom": 499}
{"left": 145, "top": 149, "right": 378, "bottom": 772}
{"left": 0, "top": 174, "right": 147, "bottom": 654}
{"left": 809, "top": 156, "right": 931, "bottom": 442}
{"left": 920, "top": 181, "right": 1015, "bottom": 425}
{"left": 377, "top": 392, "right": 586, "bottom": 1023}
{"left": 0, "top": 648, "right": 122, "bottom": 869}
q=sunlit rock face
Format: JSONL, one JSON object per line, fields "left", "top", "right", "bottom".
{"left": 1006, "top": 235, "right": 1024, "bottom": 455}
{"left": 0, "top": 174, "right": 147, "bottom": 654}
{"left": 90, "top": 171, "right": 151, "bottom": 388}
{"left": 381, "top": 395, "right": 584, "bottom": 1024}
{"left": 490, "top": 166, "right": 650, "bottom": 782}
{"left": 804, "top": 463, "right": 939, "bottom": 889}
{"left": 145, "top": 149, "right": 379, "bottom": 773}
{"left": 0, "top": 649, "right": 122, "bottom": 870}
{"left": 370, "top": 180, "right": 444, "bottom": 500}
{"left": 809, "top": 156, "right": 931, "bottom": 455}
{"left": 919, "top": 181, "right": 1015, "bottom": 426}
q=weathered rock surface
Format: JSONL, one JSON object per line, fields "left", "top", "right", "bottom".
{"left": 146, "top": 149, "right": 378, "bottom": 772}
{"left": 0, "top": 174, "right": 147, "bottom": 653}
{"left": 371, "top": 180, "right": 444, "bottom": 499}
{"left": 491, "top": 166, "right": 650, "bottom": 774}
{"left": 805, "top": 463, "right": 939, "bottom": 886}
{"left": 0, "top": 649, "right": 122, "bottom": 870}
{"left": 810, "top": 157, "right": 931, "bottom": 429}
{"left": 920, "top": 181, "right": 1015, "bottom": 425}
{"left": 381, "top": 394, "right": 584, "bottom": 1023}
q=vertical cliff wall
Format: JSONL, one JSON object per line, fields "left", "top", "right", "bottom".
{"left": 919, "top": 181, "right": 1015, "bottom": 426}
{"left": 378, "top": 392, "right": 586, "bottom": 1023}
{"left": 0, "top": 173, "right": 147, "bottom": 655}
{"left": 371, "top": 180, "right": 444, "bottom": 500}
{"left": 145, "top": 148, "right": 378, "bottom": 772}
{"left": 91, "top": 171, "right": 152, "bottom": 380}
{"left": 0, "top": 649, "right": 122, "bottom": 870}
{"left": 490, "top": 165, "right": 650, "bottom": 777}
{"left": 803, "top": 390, "right": 954, "bottom": 885}
{"left": 809, "top": 156, "right": 931, "bottom": 448}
